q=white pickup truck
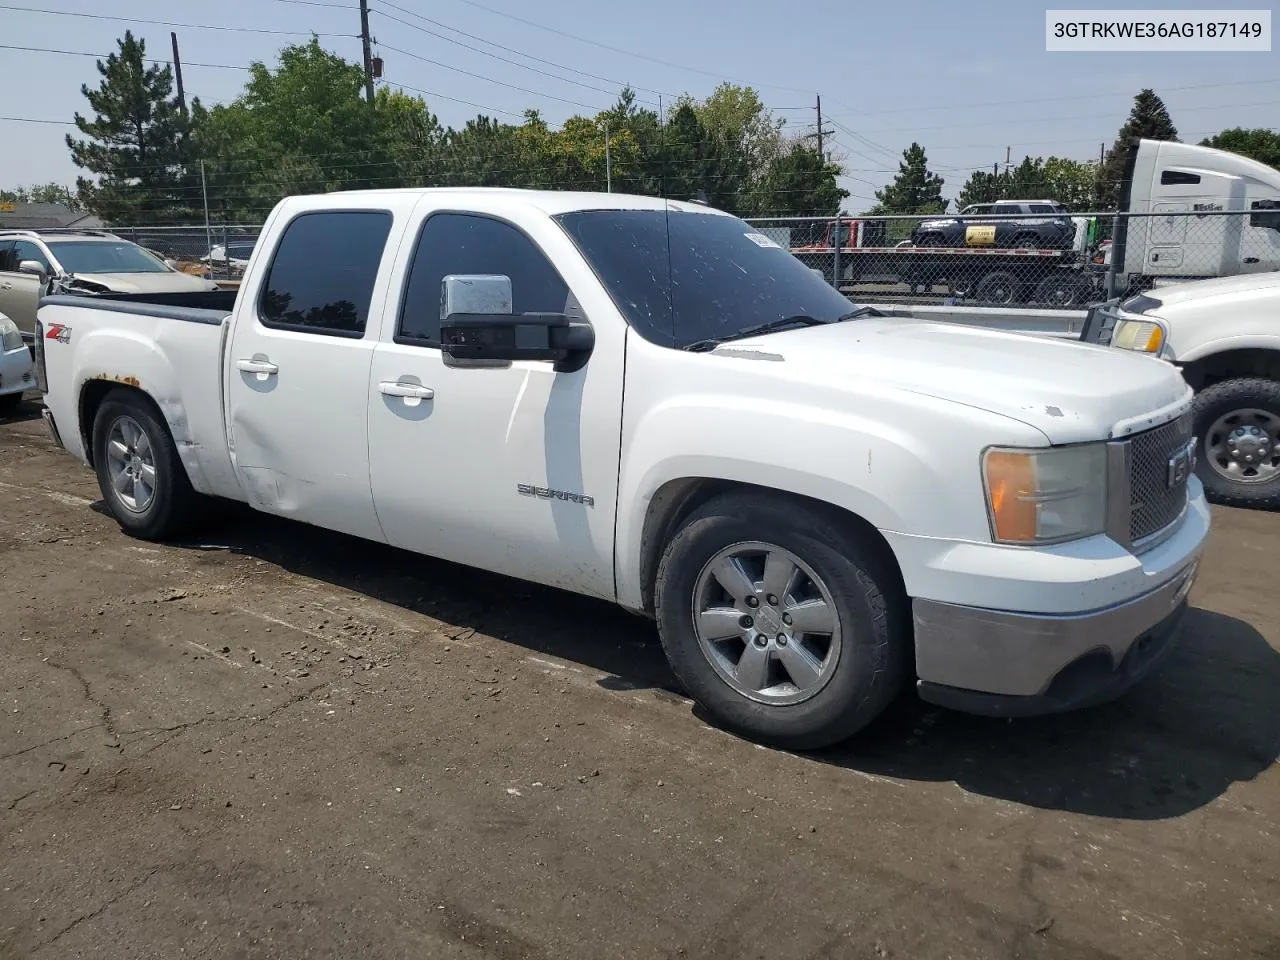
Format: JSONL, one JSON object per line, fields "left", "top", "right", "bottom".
{"left": 1081, "top": 270, "right": 1280, "bottom": 509}
{"left": 35, "top": 188, "right": 1209, "bottom": 748}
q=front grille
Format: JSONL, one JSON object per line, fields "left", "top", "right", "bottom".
{"left": 1128, "top": 412, "right": 1194, "bottom": 542}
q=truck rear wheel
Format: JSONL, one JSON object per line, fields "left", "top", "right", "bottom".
{"left": 974, "top": 270, "right": 1018, "bottom": 305}
{"left": 653, "top": 493, "right": 907, "bottom": 749}
{"left": 1193, "top": 377, "right": 1280, "bottom": 509}
{"left": 91, "top": 389, "right": 201, "bottom": 539}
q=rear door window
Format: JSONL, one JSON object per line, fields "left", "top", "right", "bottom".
{"left": 258, "top": 210, "right": 393, "bottom": 337}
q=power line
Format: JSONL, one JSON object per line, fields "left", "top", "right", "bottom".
{"left": 374, "top": 0, "right": 669, "bottom": 100}
{"left": 827, "top": 75, "right": 1280, "bottom": 120}
{"left": 376, "top": 42, "right": 605, "bottom": 111}
{"left": 0, "top": 43, "right": 251, "bottom": 71}
{"left": 0, "top": 116, "right": 76, "bottom": 125}
{"left": 857, "top": 96, "right": 1280, "bottom": 135}
{"left": 0, "top": 3, "right": 355, "bottom": 36}
{"left": 442, "top": 0, "right": 818, "bottom": 96}
{"left": 377, "top": 77, "right": 524, "bottom": 118}
{"left": 373, "top": 9, "right": 619, "bottom": 101}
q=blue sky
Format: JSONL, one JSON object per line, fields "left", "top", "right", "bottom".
{"left": 0, "top": 0, "right": 1276, "bottom": 213}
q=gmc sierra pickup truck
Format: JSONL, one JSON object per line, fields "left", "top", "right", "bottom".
{"left": 35, "top": 187, "right": 1209, "bottom": 748}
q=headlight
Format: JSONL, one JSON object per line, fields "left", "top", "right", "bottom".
{"left": 0, "top": 316, "right": 22, "bottom": 352}
{"left": 1111, "top": 317, "right": 1165, "bottom": 354}
{"left": 983, "top": 443, "right": 1107, "bottom": 544}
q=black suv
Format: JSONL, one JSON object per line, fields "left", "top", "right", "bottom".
{"left": 912, "top": 200, "right": 1076, "bottom": 250}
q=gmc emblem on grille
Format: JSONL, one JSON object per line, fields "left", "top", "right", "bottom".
{"left": 1167, "top": 439, "right": 1196, "bottom": 489}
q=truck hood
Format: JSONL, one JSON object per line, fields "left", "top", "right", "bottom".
{"left": 67, "top": 272, "right": 217, "bottom": 293}
{"left": 716, "top": 319, "right": 1189, "bottom": 444}
{"left": 1136, "top": 270, "right": 1280, "bottom": 310}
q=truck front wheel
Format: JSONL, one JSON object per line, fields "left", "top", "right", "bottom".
{"left": 1193, "top": 377, "right": 1280, "bottom": 509}
{"left": 654, "top": 493, "right": 908, "bottom": 749}
{"left": 91, "top": 389, "right": 201, "bottom": 539}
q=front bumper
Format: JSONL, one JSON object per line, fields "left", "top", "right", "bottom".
{"left": 913, "top": 557, "right": 1198, "bottom": 717}
{"left": 0, "top": 344, "right": 35, "bottom": 397}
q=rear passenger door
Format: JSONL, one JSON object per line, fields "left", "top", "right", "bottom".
{"left": 225, "top": 201, "right": 409, "bottom": 542}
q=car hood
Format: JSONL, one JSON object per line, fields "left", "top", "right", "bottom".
{"left": 1134, "top": 271, "right": 1280, "bottom": 311}
{"left": 713, "top": 318, "right": 1190, "bottom": 444}
{"left": 68, "top": 272, "right": 216, "bottom": 293}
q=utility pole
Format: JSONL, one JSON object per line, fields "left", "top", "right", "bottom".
{"left": 1099, "top": 142, "right": 1106, "bottom": 164}
{"left": 604, "top": 122, "right": 612, "bottom": 193}
{"left": 816, "top": 94, "right": 824, "bottom": 161}
{"left": 805, "top": 95, "right": 834, "bottom": 161}
{"left": 171, "top": 32, "right": 186, "bottom": 115}
{"left": 359, "top": 0, "right": 375, "bottom": 106}
{"left": 1004, "top": 145, "right": 1011, "bottom": 173}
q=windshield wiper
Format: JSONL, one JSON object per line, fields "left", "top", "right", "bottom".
{"left": 683, "top": 307, "right": 880, "bottom": 352}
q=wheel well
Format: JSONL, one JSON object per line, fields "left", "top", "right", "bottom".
{"left": 1180, "top": 349, "right": 1280, "bottom": 392}
{"left": 636, "top": 478, "right": 904, "bottom": 617}
{"left": 78, "top": 380, "right": 164, "bottom": 467}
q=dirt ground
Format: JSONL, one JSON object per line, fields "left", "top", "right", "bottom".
{"left": 2, "top": 394, "right": 1278, "bottom": 960}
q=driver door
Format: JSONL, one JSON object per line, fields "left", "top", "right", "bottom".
{"left": 366, "top": 202, "right": 624, "bottom": 600}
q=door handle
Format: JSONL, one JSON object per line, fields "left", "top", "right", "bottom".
{"left": 379, "top": 380, "right": 434, "bottom": 400}
{"left": 236, "top": 358, "right": 278, "bottom": 375}
{"left": 0, "top": 282, "right": 11, "bottom": 290}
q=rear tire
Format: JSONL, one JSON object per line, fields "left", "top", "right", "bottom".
{"left": 1193, "top": 377, "right": 1280, "bottom": 510}
{"left": 654, "top": 493, "right": 908, "bottom": 750}
{"left": 91, "top": 389, "right": 202, "bottom": 539}
{"left": 974, "top": 270, "right": 1017, "bottom": 305}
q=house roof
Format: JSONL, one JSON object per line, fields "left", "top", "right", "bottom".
{"left": 0, "top": 202, "right": 104, "bottom": 230}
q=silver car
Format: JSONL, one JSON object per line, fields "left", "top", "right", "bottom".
{"left": 0, "top": 229, "right": 219, "bottom": 341}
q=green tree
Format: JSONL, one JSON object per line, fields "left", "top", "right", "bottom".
{"left": 746, "top": 143, "right": 847, "bottom": 216}
{"left": 1098, "top": 88, "right": 1178, "bottom": 209}
{"left": 193, "top": 39, "right": 386, "bottom": 219}
{"left": 870, "top": 142, "right": 945, "bottom": 214}
{"left": 956, "top": 156, "right": 1099, "bottom": 211}
{"left": 956, "top": 168, "right": 1003, "bottom": 208}
{"left": 0, "top": 183, "right": 82, "bottom": 210}
{"left": 687, "top": 83, "right": 783, "bottom": 178}
{"left": 66, "top": 30, "right": 194, "bottom": 223}
{"left": 1199, "top": 127, "right": 1280, "bottom": 170}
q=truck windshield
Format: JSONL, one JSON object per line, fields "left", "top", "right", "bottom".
{"left": 555, "top": 208, "right": 863, "bottom": 349}
{"left": 46, "top": 241, "right": 171, "bottom": 275}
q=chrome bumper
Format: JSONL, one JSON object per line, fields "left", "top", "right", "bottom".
{"left": 912, "top": 559, "right": 1199, "bottom": 717}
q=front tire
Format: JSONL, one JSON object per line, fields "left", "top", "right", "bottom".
{"left": 654, "top": 493, "right": 908, "bottom": 750}
{"left": 1193, "top": 377, "right": 1280, "bottom": 509}
{"left": 91, "top": 389, "right": 201, "bottom": 539}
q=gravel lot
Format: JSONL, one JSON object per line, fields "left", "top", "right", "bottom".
{"left": 2, "top": 394, "right": 1278, "bottom": 960}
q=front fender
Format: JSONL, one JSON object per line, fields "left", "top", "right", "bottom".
{"left": 613, "top": 389, "right": 1045, "bottom": 612}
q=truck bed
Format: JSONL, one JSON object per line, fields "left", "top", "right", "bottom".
{"left": 37, "top": 293, "right": 243, "bottom": 504}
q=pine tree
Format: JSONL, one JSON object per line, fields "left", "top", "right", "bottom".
{"left": 1097, "top": 89, "right": 1178, "bottom": 209}
{"left": 66, "top": 31, "right": 194, "bottom": 224}
{"left": 871, "top": 142, "right": 945, "bottom": 214}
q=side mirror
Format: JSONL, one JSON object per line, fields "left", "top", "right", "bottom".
{"left": 19, "top": 260, "right": 47, "bottom": 280}
{"left": 441, "top": 312, "right": 594, "bottom": 373}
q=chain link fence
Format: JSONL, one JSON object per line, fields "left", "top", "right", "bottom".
{"left": 108, "top": 225, "right": 263, "bottom": 282}
{"left": 746, "top": 208, "right": 1280, "bottom": 310}
{"left": 103, "top": 208, "right": 1279, "bottom": 306}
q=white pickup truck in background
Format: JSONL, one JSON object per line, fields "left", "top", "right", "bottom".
{"left": 35, "top": 187, "right": 1208, "bottom": 748}
{"left": 1081, "top": 270, "right": 1280, "bottom": 509}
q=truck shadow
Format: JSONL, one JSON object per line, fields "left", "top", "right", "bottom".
{"left": 173, "top": 505, "right": 1280, "bottom": 821}
{"left": 813, "top": 605, "right": 1280, "bottom": 821}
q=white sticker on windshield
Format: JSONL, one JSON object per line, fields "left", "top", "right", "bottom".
{"left": 744, "top": 232, "right": 782, "bottom": 249}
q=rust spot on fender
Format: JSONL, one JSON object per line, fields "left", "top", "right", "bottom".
{"left": 92, "top": 373, "right": 141, "bottom": 387}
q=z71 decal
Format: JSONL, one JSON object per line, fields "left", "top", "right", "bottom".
{"left": 517, "top": 483, "right": 595, "bottom": 507}
{"left": 45, "top": 323, "right": 71, "bottom": 344}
